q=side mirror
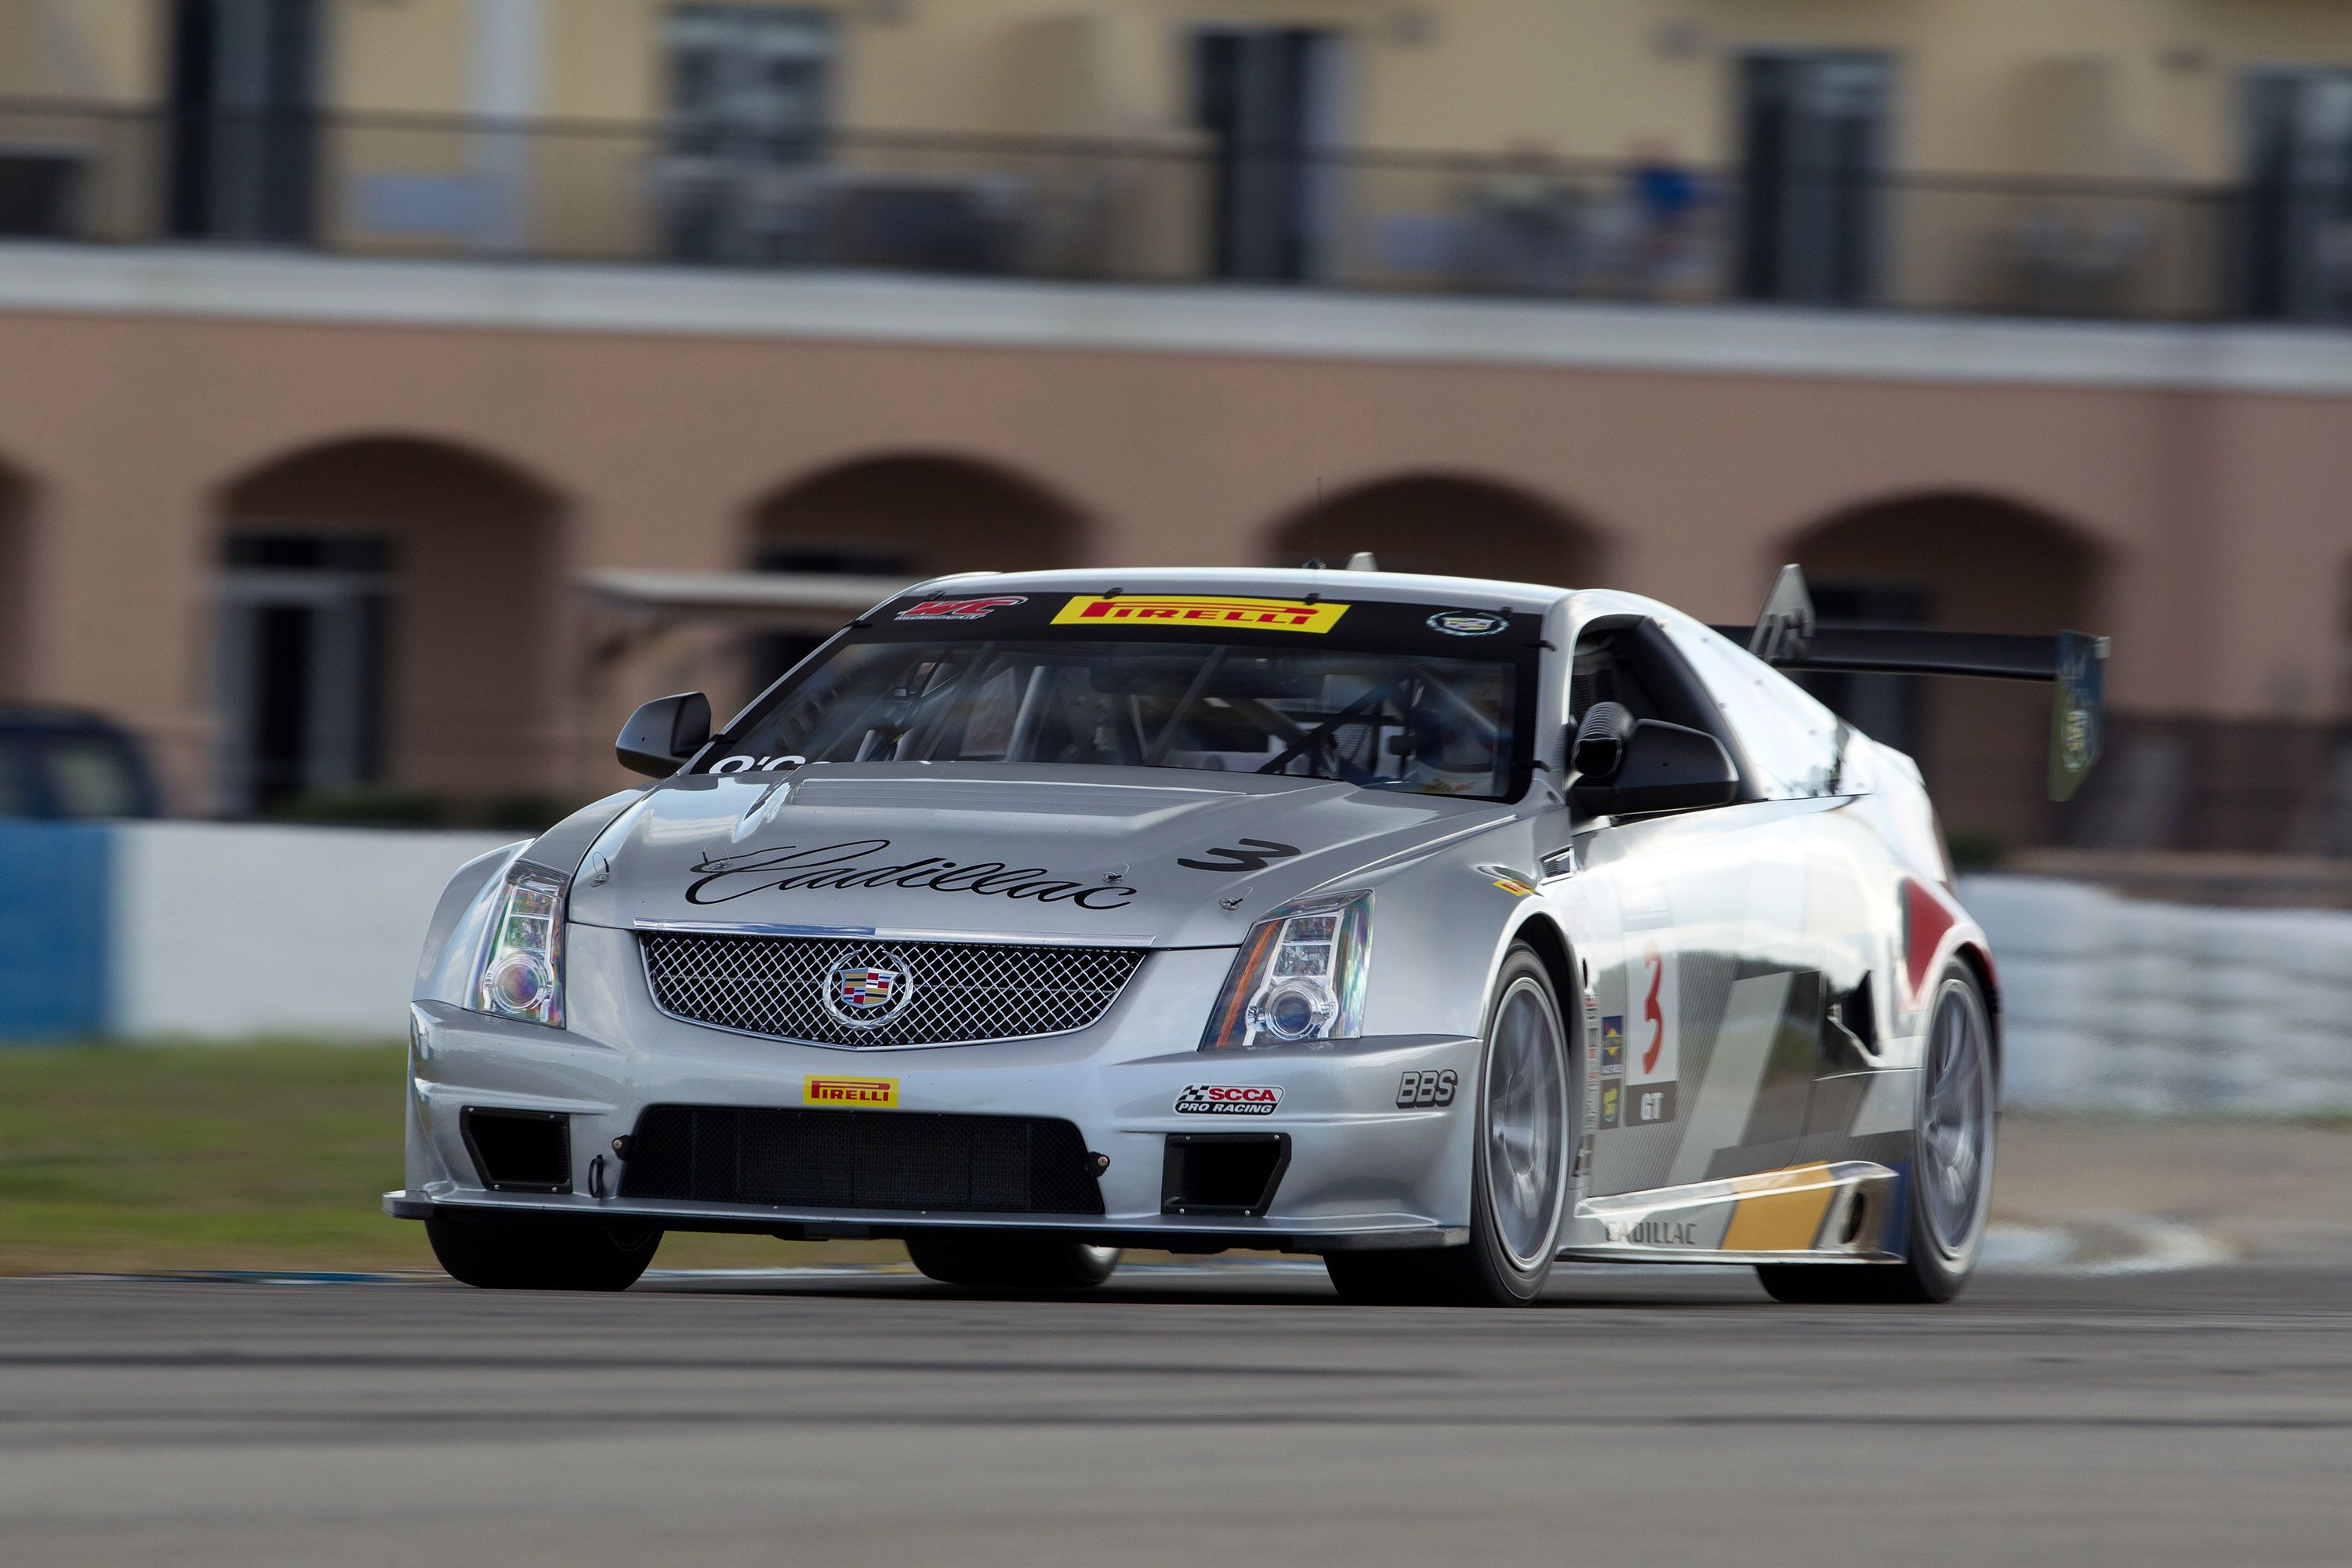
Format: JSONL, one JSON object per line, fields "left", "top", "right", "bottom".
{"left": 1570, "top": 701, "right": 1635, "bottom": 779}
{"left": 1572, "top": 718, "right": 1737, "bottom": 817}
{"left": 616, "top": 691, "right": 712, "bottom": 778}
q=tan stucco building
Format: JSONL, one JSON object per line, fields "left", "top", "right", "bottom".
{"left": 2, "top": 1, "right": 2350, "bottom": 855}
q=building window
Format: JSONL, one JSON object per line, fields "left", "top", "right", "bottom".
{"left": 1736, "top": 50, "right": 1893, "bottom": 305}
{"left": 216, "top": 533, "right": 392, "bottom": 814}
{"left": 659, "top": 5, "right": 834, "bottom": 263}
{"left": 1192, "top": 27, "right": 1348, "bottom": 282}
{"left": 165, "top": 0, "right": 321, "bottom": 242}
{"left": 2243, "top": 69, "right": 2352, "bottom": 321}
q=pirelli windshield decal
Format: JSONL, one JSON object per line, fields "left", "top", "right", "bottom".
{"left": 1051, "top": 593, "right": 1350, "bottom": 633}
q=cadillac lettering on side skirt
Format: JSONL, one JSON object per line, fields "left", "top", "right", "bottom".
{"left": 687, "top": 839, "right": 1137, "bottom": 910}
{"left": 1174, "top": 1085, "right": 1282, "bottom": 1116}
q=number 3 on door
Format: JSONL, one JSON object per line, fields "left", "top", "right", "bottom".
{"left": 1628, "top": 938, "right": 1679, "bottom": 1120}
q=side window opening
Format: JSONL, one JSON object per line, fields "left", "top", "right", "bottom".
{"left": 1658, "top": 615, "right": 1848, "bottom": 800}
{"left": 1570, "top": 616, "right": 1759, "bottom": 802}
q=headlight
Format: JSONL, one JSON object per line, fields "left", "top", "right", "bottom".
{"left": 474, "top": 863, "right": 568, "bottom": 1029}
{"left": 1200, "top": 891, "right": 1370, "bottom": 1049}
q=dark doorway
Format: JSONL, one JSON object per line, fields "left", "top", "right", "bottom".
{"left": 744, "top": 541, "right": 915, "bottom": 699}
{"left": 2241, "top": 69, "right": 2352, "bottom": 321}
{"left": 1737, "top": 51, "right": 1891, "bottom": 304}
{"left": 166, "top": 0, "right": 321, "bottom": 242}
{"left": 660, "top": 5, "right": 834, "bottom": 263}
{"left": 216, "top": 532, "right": 391, "bottom": 812}
{"left": 1794, "top": 581, "right": 1930, "bottom": 760}
{"left": 1192, "top": 27, "right": 1345, "bottom": 281}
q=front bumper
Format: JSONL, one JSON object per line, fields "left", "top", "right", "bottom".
{"left": 391, "top": 926, "right": 1481, "bottom": 1254}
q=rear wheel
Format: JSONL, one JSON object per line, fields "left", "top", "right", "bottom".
{"left": 905, "top": 1232, "right": 1121, "bottom": 1291}
{"left": 1757, "top": 964, "right": 1994, "bottom": 1305}
{"left": 1326, "top": 946, "right": 1570, "bottom": 1307}
{"left": 426, "top": 1214, "right": 661, "bottom": 1291}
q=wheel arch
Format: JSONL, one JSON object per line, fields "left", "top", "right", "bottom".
{"left": 1507, "top": 911, "right": 1584, "bottom": 1025}
{"left": 1951, "top": 938, "right": 2003, "bottom": 1093}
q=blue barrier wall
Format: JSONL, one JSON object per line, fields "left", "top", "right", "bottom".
{"left": 0, "top": 822, "right": 111, "bottom": 1040}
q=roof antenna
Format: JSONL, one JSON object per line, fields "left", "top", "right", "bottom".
{"left": 1344, "top": 551, "right": 1379, "bottom": 572}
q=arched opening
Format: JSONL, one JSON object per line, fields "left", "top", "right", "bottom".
{"left": 1786, "top": 491, "right": 2103, "bottom": 853}
{"left": 214, "top": 437, "right": 564, "bottom": 816}
{"left": 1266, "top": 474, "right": 1602, "bottom": 586}
{"left": 0, "top": 459, "right": 30, "bottom": 702}
{"left": 742, "top": 453, "right": 1089, "bottom": 695}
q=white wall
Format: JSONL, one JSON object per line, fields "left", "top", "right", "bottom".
{"left": 1961, "top": 875, "right": 2352, "bottom": 1116}
{"left": 93, "top": 826, "right": 2352, "bottom": 1102}
{"left": 111, "top": 823, "right": 517, "bottom": 1040}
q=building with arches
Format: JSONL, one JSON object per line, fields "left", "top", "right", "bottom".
{"left": 1, "top": 4, "right": 2350, "bottom": 851}
{"left": 2, "top": 257, "right": 2347, "bottom": 851}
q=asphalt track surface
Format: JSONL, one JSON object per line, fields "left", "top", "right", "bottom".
{"left": 5, "top": 1260, "right": 2350, "bottom": 1566}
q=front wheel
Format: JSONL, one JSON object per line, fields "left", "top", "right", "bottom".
{"left": 1327, "top": 946, "right": 1571, "bottom": 1307}
{"left": 1757, "top": 963, "right": 1995, "bottom": 1305}
{"left": 904, "top": 1232, "right": 1121, "bottom": 1291}
{"left": 426, "top": 1214, "right": 661, "bottom": 1291}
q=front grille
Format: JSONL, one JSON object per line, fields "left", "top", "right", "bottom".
{"left": 640, "top": 931, "right": 1146, "bottom": 1047}
{"left": 618, "top": 1105, "right": 1105, "bottom": 1214}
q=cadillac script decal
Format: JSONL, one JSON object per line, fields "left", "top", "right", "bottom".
{"left": 687, "top": 840, "right": 1138, "bottom": 910}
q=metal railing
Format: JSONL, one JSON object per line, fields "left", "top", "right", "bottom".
{"left": 2, "top": 100, "right": 2348, "bottom": 322}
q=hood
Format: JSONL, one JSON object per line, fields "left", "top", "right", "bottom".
{"left": 567, "top": 763, "right": 1515, "bottom": 948}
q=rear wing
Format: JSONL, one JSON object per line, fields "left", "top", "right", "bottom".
{"left": 1710, "top": 565, "right": 2110, "bottom": 801}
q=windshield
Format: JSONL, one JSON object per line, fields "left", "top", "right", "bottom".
{"left": 710, "top": 612, "right": 1537, "bottom": 801}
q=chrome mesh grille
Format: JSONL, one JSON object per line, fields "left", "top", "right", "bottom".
{"left": 639, "top": 931, "right": 1147, "bottom": 1047}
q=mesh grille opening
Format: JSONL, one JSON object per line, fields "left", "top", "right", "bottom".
{"left": 617, "top": 1105, "right": 1106, "bottom": 1214}
{"left": 640, "top": 931, "right": 1146, "bottom": 1047}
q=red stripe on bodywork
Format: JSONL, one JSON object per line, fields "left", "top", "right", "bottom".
{"left": 1902, "top": 876, "right": 1958, "bottom": 1007}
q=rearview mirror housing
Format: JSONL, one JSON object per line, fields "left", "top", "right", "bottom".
{"left": 616, "top": 691, "right": 712, "bottom": 778}
{"left": 1571, "top": 718, "right": 1738, "bottom": 817}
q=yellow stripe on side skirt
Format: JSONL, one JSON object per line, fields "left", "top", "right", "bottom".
{"left": 1720, "top": 1163, "right": 1839, "bottom": 1252}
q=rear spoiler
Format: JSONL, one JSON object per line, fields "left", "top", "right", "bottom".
{"left": 1710, "top": 565, "right": 2110, "bottom": 801}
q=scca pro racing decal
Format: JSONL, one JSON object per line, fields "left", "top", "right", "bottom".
{"left": 1174, "top": 1084, "right": 1282, "bottom": 1116}
{"left": 897, "top": 595, "right": 1026, "bottom": 621}
{"left": 1428, "top": 611, "right": 1508, "bottom": 637}
{"left": 1053, "top": 595, "right": 1349, "bottom": 633}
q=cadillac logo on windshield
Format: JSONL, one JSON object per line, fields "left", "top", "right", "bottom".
{"left": 823, "top": 952, "right": 914, "bottom": 1029}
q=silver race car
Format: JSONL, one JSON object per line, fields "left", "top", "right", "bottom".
{"left": 389, "top": 565, "right": 2106, "bottom": 1305}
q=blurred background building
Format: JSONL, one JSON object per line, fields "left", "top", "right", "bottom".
{"left": 1, "top": 0, "right": 2350, "bottom": 866}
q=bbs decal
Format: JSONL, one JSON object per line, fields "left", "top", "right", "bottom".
{"left": 1396, "top": 1069, "right": 1458, "bottom": 1108}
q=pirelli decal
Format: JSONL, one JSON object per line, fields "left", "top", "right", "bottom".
{"left": 804, "top": 1075, "right": 898, "bottom": 1109}
{"left": 1053, "top": 594, "right": 1350, "bottom": 633}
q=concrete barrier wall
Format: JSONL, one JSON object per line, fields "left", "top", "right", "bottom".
{"left": 5, "top": 826, "right": 2349, "bottom": 1109}
{"left": 110, "top": 823, "right": 517, "bottom": 1040}
{"left": 1959, "top": 874, "right": 2352, "bottom": 1116}
{"left": 0, "top": 822, "right": 514, "bottom": 1041}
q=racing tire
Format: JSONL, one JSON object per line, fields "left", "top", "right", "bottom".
{"left": 1756, "top": 962, "right": 1996, "bottom": 1306}
{"left": 425, "top": 1214, "right": 662, "bottom": 1291}
{"left": 1326, "top": 946, "right": 1572, "bottom": 1308}
{"left": 904, "top": 1233, "right": 1122, "bottom": 1291}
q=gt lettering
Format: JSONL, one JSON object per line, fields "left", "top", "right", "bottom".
{"left": 1636, "top": 1091, "right": 1665, "bottom": 1123}
{"left": 1396, "top": 1069, "right": 1458, "bottom": 1108}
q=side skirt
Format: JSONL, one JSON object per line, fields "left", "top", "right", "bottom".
{"left": 1555, "top": 1160, "right": 1901, "bottom": 1265}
